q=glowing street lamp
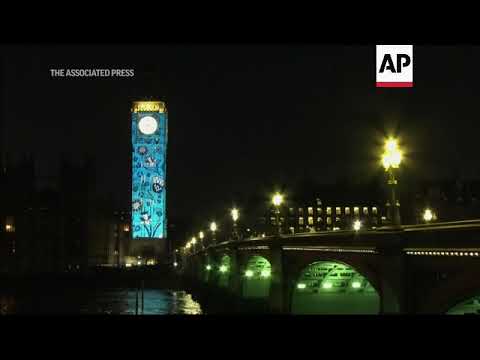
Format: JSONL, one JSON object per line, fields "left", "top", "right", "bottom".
{"left": 272, "top": 193, "right": 284, "bottom": 207}
{"left": 245, "top": 270, "right": 254, "bottom": 277}
{"left": 423, "top": 208, "right": 434, "bottom": 223}
{"left": 210, "top": 221, "right": 217, "bottom": 232}
{"left": 272, "top": 192, "right": 284, "bottom": 235}
{"left": 219, "top": 265, "right": 227, "bottom": 273}
{"left": 198, "top": 231, "right": 205, "bottom": 249}
{"left": 231, "top": 208, "right": 239, "bottom": 222}
{"left": 353, "top": 220, "right": 362, "bottom": 232}
{"left": 382, "top": 138, "right": 402, "bottom": 170}
{"left": 231, "top": 208, "right": 240, "bottom": 240}
{"left": 191, "top": 237, "right": 197, "bottom": 253}
{"left": 381, "top": 137, "right": 403, "bottom": 227}
{"left": 210, "top": 221, "right": 217, "bottom": 243}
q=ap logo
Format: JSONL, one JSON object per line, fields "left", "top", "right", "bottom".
{"left": 376, "top": 45, "right": 413, "bottom": 87}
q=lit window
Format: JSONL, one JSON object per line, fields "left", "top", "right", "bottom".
{"left": 123, "top": 225, "right": 130, "bottom": 232}
{"left": 345, "top": 207, "right": 350, "bottom": 215}
{"left": 316, "top": 207, "right": 322, "bottom": 215}
{"left": 354, "top": 207, "right": 359, "bottom": 215}
{"left": 317, "top": 217, "right": 323, "bottom": 223}
{"left": 326, "top": 207, "right": 332, "bottom": 215}
{"left": 372, "top": 207, "right": 378, "bottom": 215}
{"left": 5, "top": 216, "right": 15, "bottom": 233}
{"left": 270, "top": 216, "right": 276, "bottom": 224}
{"left": 316, "top": 198, "right": 322, "bottom": 206}
{"left": 326, "top": 217, "right": 332, "bottom": 225}
{"left": 298, "top": 208, "right": 304, "bottom": 214}
{"left": 363, "top": 207, "right": 369, "bottom": 215}
{"left": 336, "top": 207, "right": 341, "bottom": 215}
{"left": 308, "top": 207, "right": 313, "bottom": 215}
{"left": 335, "top": 217, "right": 341, "bottom": 223}
{"left": 308, "top": 216, "right": 314, "bottom": 225}
{"left": 289, "top": 207, "right": 294, "bottom": 214}
{"left": 299, "top": 217, "right": 304, "bottom": 225}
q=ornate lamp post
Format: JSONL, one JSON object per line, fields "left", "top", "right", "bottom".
{"left": 272, "top": 192, "right": 284, "bottom": 235}
{"left": 210, "top": 221, "right": 217, "bottom": 244}
{"left": 381, "top": 137, "right": 403, "bottom": 227}
{"left": 231, "top": 208, "right": 239, "bottom": 240}
{"left": 191, "top": 237, "right": 197, "bottom": 253}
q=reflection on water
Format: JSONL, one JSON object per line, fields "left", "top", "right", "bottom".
{"left": 0, "top": 289, "right": 202, "bottom": 315}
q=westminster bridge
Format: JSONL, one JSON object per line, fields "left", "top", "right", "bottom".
{"left": 179, "top": 220, "right": 480, "bottom": 314}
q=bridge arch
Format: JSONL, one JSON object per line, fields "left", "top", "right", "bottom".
{"left": 291, "top": 260, "right": 380, "bottom": 314}
{"left": 418, "top": 264, "right": 480, "bottom": 314}
{"left": 241, "top": 255, "right": 272, "bottom": 299}
{"left": 446, "top": 294, "right": 480, "bottom": 315}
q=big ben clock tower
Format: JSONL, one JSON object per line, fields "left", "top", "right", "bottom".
{"left": 130, "top": 100, "right": 168, "bottom": 261}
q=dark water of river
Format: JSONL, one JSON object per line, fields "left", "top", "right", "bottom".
{"left": 0, "top": 287, "right": 203, "bottom": 315}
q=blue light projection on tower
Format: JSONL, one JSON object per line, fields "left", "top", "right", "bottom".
{"left": 131, "top": 101, "right": 168, "bottom": 239}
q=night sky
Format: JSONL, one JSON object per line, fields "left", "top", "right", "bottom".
{"left": 1, "top": 45, "right": 480, "bottom": 221}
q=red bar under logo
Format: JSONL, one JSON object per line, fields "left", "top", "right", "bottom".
{"left": 376, "top": 82, "right": 413, "bottom": 88}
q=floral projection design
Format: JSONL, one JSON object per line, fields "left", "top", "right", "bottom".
{"left": 131, "top": 110, "right": 167, "bottom": 239}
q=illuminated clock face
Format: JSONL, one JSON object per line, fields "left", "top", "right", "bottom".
{"left": 138, "top": 116, "right": 158, "bottom": 135}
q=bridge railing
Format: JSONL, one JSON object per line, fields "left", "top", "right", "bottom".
{"left": 184, "top": 219, "right": 480, "bottom": 257}
{"left": 402, "top": 219, "right": 480, "bottom": 231}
